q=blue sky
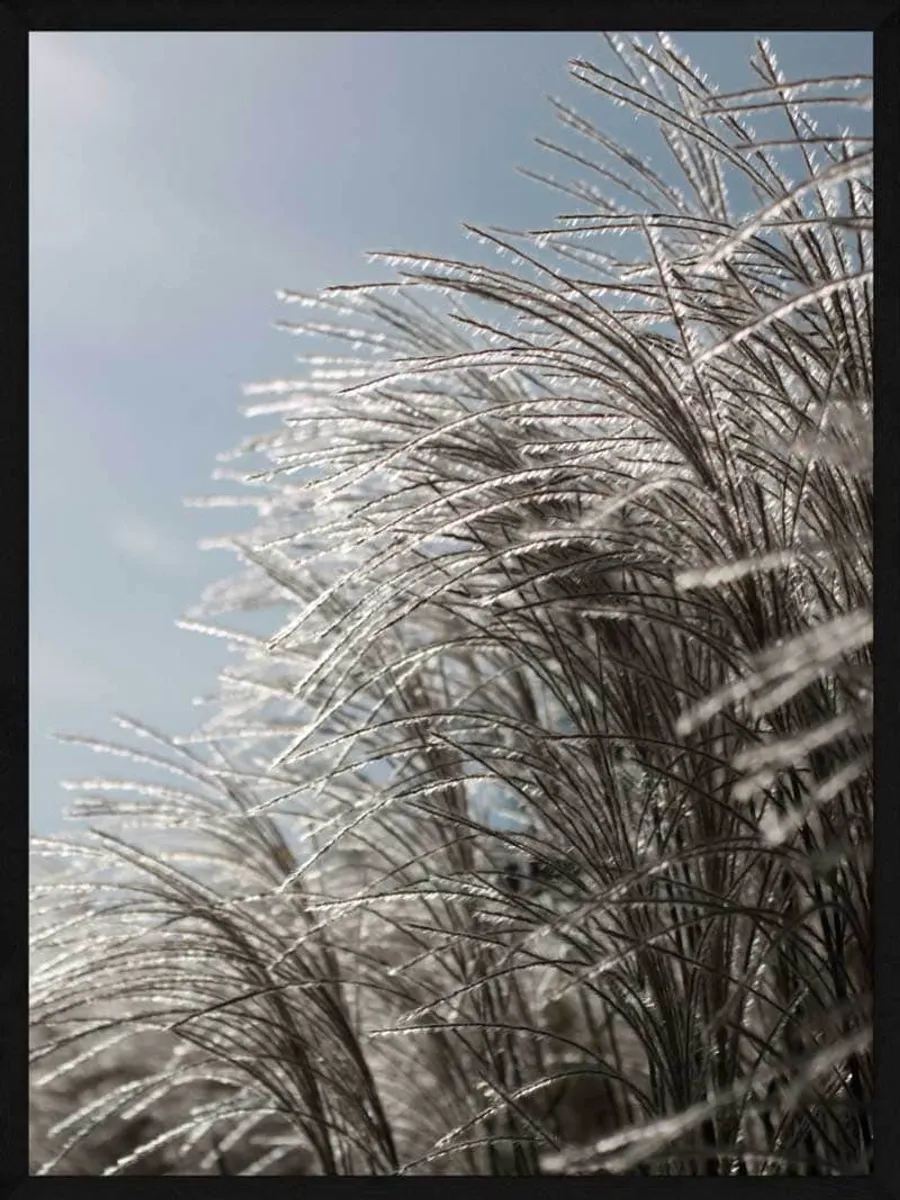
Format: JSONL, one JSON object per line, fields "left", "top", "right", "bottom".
{"left": 30, "top": 31, "right": 872, "bottom": 835}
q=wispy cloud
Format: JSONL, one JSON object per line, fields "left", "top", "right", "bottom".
{"left": 29, "top": 33, "right": 129, "bottom": 127}
{"left": 30, "top": 638, "right": 120, "bottom": 710}
{"left": 108, "top": 515, "right": 191, "bottom": 575}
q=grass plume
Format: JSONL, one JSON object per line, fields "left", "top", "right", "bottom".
{"left": 31, "top": 32, "right": 872, "bottom": 1176}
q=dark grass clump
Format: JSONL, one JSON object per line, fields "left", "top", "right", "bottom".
{"left": 31, "top": 33, "right": 871, "bottom": 1175}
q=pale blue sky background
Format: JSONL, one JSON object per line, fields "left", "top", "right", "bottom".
{"left": 30, "top": 31, "right": 872, "bottom": 834}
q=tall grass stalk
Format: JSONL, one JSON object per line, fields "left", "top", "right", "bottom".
{"left": 30, "top": 32, "right": 872, "bottom": 1176}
